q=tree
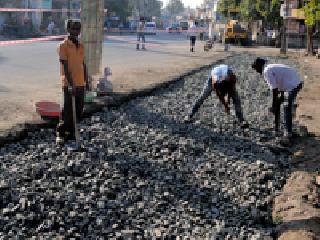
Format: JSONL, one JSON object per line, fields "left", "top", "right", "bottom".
{"left": 218, "top": 0, "right": 282, "bottom": 29}
{"left": 129, "top": 0, "right": 162, "bottom": 18}
{"left": 217, "top": 0, "right": 240, "bottom": 18}
{"left": 104, "top": 0, "right": 132, "bottom": 22}
{"left": 166, "top": 0, "right": 184, "bottom": 17}
{"left": 239, "top": 0, "right": 260, "bottom": 22}
{"left": 255, "top": 0, "right": 282, "bottom": 29}
{"left": 304, "top": 0, "right": 320, "bottom": 54}
{"left": 144, "top": 0, "right": 162, "bottom": 18}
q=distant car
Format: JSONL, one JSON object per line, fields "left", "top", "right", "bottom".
{"left": 144, "top": 22, "right": 156, "bottom": 35}
{"left": 179, "top": 21, "right": 189, "bottom": 31}
{"left": 166, "top": 24, "right": 181, "bottom": 33}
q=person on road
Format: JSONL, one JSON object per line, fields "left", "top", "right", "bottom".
{"left": 56, "top": 19, "right": 89, "bottom": 144}
{"left": 47, "top": 20, "right": 55, "bottom": 35}
{"left": 136, "top": 17, "right": 146, "bottom": 50}
{"left": 189, "top": 22, "right": 198, "bottom": 52}
{"left": 251, "top": 57, "right": 303, "bottom": 144}
{"left": 185, "top": 64, "right": 248, "bottom": 128}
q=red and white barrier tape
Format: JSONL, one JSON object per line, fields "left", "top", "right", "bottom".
{"left": 105, "top": 29, "right": 209, "bottom": 34}
{"left": 0, "top": 35, "right": 66, "bottom": 46}
{"left": 0, "top": 30, "right": 206, "bottom": 47}
{"left": 105, "top": 35, "right": 161, "bottom": 47}
{"left": 0, "top": 8, "right": 107, "bottom": 13}
{"left": 0, "top": 8, "right": 79, "bottom": 13}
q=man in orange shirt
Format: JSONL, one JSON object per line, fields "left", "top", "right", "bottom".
{"left": 56, "top": 19, "right": 89, "bottom": 144}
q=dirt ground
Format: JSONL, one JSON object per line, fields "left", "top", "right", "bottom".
{"left": 273, "top": 53, "right": 320, "bottom": 240}
{"left": 0, "top": 41, "right": 230, "bottom": 135}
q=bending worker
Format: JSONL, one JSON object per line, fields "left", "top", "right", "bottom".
{"left": 185, "top": 64, "right": 248, "bottom": 128}
{"left": 251, "top": 57, "right": 303, "bottom": 143}
{"left": 56, "top": 19, "right": 89, "bottom": 144}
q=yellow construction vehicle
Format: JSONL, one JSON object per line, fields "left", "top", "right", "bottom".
{"left": 224, "top": 20, "right": 249, "bottom": 45}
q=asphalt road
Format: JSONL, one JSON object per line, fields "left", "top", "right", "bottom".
{"left": 0, "top": 32, "right": 223, "bottom": 132}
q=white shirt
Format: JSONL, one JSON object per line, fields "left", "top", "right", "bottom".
{"left": 137, "top": 22, "right": 145, "bottom": 33}
{"left": 211, "top": 64, "right": 231, "bottom": 82}
{"left": 189, "top": 25, "right": 197, "bottom": 37}
{"left": 47, "top": 22, "right": 54, "bottom": 33}
{"left": 263, "top": 64, "right": 301, "bottom": 91}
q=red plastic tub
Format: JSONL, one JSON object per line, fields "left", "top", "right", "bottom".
{"left": 35, "top": 101, "right": 61, "bottom": 119}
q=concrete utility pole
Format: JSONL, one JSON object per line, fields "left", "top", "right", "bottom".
{"left": 280, "top": 0, "right": 289, "bottom": 55}
{"left": 81, "top": 0, "right": 104, "bottom": 89}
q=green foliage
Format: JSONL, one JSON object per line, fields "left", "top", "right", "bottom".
{"left": 239, "top": 0, "right": 259, "bottom": 21}
{"left": 166, "top": 0, "right": 185, "bottom": 16}
{"left": 304, "top": 0, "right": 320, "bottom": 26}
{"left": 218, "top": 0, "right": 282, "bottom": 28}
{"left": 143, "top": 0, "right": 162, "bottom": 17}
{"left": 129, "top": 0, "right": 163, "bottom": 18}
{"left": 217, "top": 0, "right": 239, "bottom": 17}
{"left": 104, "top": 0, "right": 132, "bottom": 21}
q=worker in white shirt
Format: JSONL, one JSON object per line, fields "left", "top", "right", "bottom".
{"left": 185, "top": 64, "right": 248, "bottom": 128}
{"left": 252, "top": 57, "right": 303, "bottom": 144}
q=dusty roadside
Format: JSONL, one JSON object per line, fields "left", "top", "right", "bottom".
{"left": 273, "top": 53, "right": 320, "bottom": 240}
{"left": 0, "top": 41, "right": 231, "bottom": 134}
{"left": 230, "top": 47, "right": 320, "bottom": 239}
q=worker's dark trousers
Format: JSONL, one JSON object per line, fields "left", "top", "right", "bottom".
{"left": 56, "top": 87, "right": 85, "bottom": 140}
{"left": 189, "top": 77, "right": 244, "bottom": 122}
{"left": 190, "top": 36, "right": 196, "bottom": 51}
{"left": 283, "top": 83, "right": 303, "bottom": 135}
{"left": 136, "top": 32, "right": 145, "bottom": 49}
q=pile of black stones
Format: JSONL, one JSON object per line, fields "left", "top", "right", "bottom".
{"left": 0, "top": 54, "right": 299, "bottom": 239}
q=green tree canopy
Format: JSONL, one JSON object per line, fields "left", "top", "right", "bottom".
{"left": 104, "top": 0, "right": 132, "bottom": 22}
{"left": 166, "top": 0, "right": 185, "bottom": 17}
{"left": 218, "top": 0, "right": 282, "bottom": 28}
{"left": 129, "top": 0, "right": 162, "bottom": 17}
{"left": 217, "top": 0, "right": 240, "bottom": 17}
{"left": 304, "top": 0, "right": 320, "bottom": 26}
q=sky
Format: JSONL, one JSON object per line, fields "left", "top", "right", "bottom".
{"left": 161, "top": 0, "right": 203, "bottom": 9}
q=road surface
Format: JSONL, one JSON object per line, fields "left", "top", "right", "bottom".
{"left": 0, "top": 33, "right": 225, "bottom": 132}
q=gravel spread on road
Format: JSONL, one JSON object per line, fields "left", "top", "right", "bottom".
{"left": 0, "top": 54, "right": 299, "bottom": 239}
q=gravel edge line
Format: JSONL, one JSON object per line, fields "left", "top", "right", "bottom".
{"left": 0, "top": 55, "right": 232, "bottom": 148}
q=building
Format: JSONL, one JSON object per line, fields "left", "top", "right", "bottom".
{"left": 195, "top": 0, "right": 223, "bottom": 39}
{"left": 281, "top": 0, "right": 310, "bottom": 47}
{"left": 0, "top": 0, "right": 81, "bottom": 37}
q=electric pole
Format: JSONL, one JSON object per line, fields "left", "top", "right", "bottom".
{"left": 280, "top": 0, "right": 289, "bottom": 55}
{"left": 81, "top": 0, "right": 104, "bottom": 89}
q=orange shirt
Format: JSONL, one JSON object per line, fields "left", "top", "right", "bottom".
{"left": 58, "top": 39, "right": 85, "bottom": 87}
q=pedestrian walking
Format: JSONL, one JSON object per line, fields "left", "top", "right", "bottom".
{"left": 189, "top": 22, "right": 198, "bottom": 52}
{"left": 251, "top": 57, "right": 303, "bottom": 145}
{"left": 47, "top": 20, "right": 55, "bottom": 35}
{"left": 136, "top": 17, "right": 146, "bottom": 50}
{"left": 184, "top": 64, "right": 248, "bottom": 128}
{"left": 56, "top": 19, "right": 89, "bottom": 145}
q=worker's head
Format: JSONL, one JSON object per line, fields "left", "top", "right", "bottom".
{"left": 140, "top": 16, "right": 145, "bottom": 22}
{"left": 66, "top": 19, "right": 81, "bottom": 37}
{"left": 252, "top": 57, "right": 267, "bottom": 74}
